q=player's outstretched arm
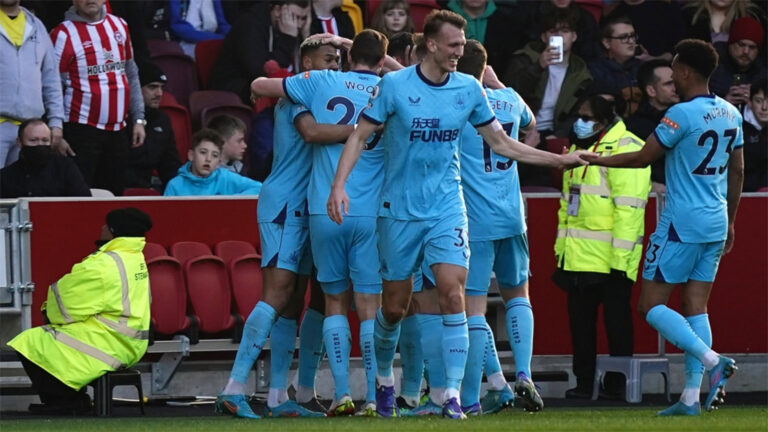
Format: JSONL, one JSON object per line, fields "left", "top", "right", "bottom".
{"left": 295, "top": 113, "right": 354, "bottom": 144}
{"left": 477, "top": 120, "right": 588, "bottom": 169}
{"left": 725, "top": 147, "right": 744, "bottom": 254}
{"left": 327, "top": 117, "right": 378, "bottom": 224}
{"left": 592, "top": 132, "right": 665, "bottom": 168}
{"left": 250, "top": 77, "right": 287, "bottom": 100}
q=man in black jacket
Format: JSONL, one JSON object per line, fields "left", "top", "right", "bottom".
{"left": 125, "top": 61, "right": 181, "bottom": 193}
{"left": 1, "top": 119, "right": 90, "bottom": 198}
{"left": 210, "top": 0, "right": 310, "bottom": 105}
{"left": 626, "top": 59, "right": 679, "bottom": 193}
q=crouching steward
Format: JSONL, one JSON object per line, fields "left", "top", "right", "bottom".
{"left": 8, "top": 208, "right": 153, "bottom": 414}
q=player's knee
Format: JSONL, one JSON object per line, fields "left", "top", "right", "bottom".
{"left": 381, "top": 303, "right": 407, "bottom": 324}
{"left": 440, "top": 290, "right": 465, "bottom": 314}
{"left": 637, "top": 301, "right": 650, "bottom": 319}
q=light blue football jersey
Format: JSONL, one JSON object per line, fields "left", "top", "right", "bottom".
{"left": 653, "top": 94, "right": 743, "bottom": 243}
{"left": 257, "top": 98, "right": 311, "bottom": 225}
{"left": 361, "top": 65, "right": 496, "bottom": 220}
{"left": 284, "top": 69, "right": 384, "bottom": 217}
{"left": 460, "top": 87, "right": 532, "bottom": 241}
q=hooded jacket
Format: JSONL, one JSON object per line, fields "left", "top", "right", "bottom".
{"left": 0, "top": 6, "right": 64, "bottom": 128}
{"left": 164, "top": 161, "right": 262, "bottom": 196}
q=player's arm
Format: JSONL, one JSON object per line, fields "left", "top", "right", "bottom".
{"left": 725, "top": 146, "right": 744, "bottom": 254}
{"left": 477, "top": 120, "right": 588, "bottom": 169}
{"left": 591, "top": 132, "right": 666, "bottom": 168}
{"left": 295, "top": 112, "right": 354, "bottom": 144}
{"left": 327, "top": 117, "right": 378, "bottom": 224}
{"left": 250, "top": 77, "right": 287, "bottom": 100}
{"left": 520, "top": 104, "right": 536, "bottom": 134}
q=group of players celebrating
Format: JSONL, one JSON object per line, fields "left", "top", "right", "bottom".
{"left": 214, "top": 8, "right": 743, "bottom": 420}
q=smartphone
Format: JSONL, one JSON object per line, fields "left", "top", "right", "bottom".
{"left": 549, "top": 36, "right": 564, "bottom": 64}
{"left": 732, "top": 74, "right": 744, "bottom": 86}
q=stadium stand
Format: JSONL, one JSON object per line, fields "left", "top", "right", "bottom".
{"left": 123, "top": 188, "right": 162, "bottom": 196}
{"left": 143, "top": 243, "right": 196, "bottom": 341}
{"left": 194, "top": 39, "right": 224, "bottom": 89}
{"left": 160, "top": 92, "right": 193, "bottom": 158}
{"left": 151, "top": 52, "right": 199, "bottom": 108}
{"left": 214, "top": 240, "right": 263, "bottom": 322}
{"left": 147, "top": 39, "right": 184, "bottom": 57}
{"left": 188, "top": 90, "right": 243, "bottom": 131}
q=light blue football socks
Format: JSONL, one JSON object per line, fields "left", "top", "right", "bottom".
{"left": 442, "top": 312, "right": 469, "bottom": 393}
{"left": 297, "top": 307, "right": 324, "bottom": 392}
{"left": 505, "top": 297, "right": 533, "bottom": 377}
{"left": 269, "top": 316, "right": 298, "bottom": 394}
{"left": 230, "top": 301, "right": 277, "bottom": 384}
{"left": 360, "top": 319, "right": 377, "bottom": 402}
{"left": 398, "top": 314, "right": 423, "bottom": 402}
{"left": 374, "top": 308, "right": 401, "bottom": 381}
{"left": 323, "top": 314, "right": 352, "bottom": 400}
{"left": 461, "top": 315, "right": 488, "bottom": 406}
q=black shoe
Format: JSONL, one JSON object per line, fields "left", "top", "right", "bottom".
{"left": 598, "top": 388, "right": 624, "bottom": 401}
{"left": 564, "top": 387, "right": 592, "bottom": 399}
{"left": 29, "top": 400, "right": 92, "bottom": 416}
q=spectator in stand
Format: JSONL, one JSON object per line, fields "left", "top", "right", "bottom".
{"left": 626, "top": 60, "right": 679, "bottom": 193}
{"left": 610, "top": 0, "right": 684, "bottom": 62}
{"left": 370, "top": 0, "right": 414, "bottom": 39}
{"left": 1, "top": 119, "right": 90, "bottom": 198}
{"left": 682, "top": 0, "right": 763, "bottom": 45}
{"left": 503, "top": 6, "right": 591, "bottom": 140}
{"left": 588, "top": 14, "right": 643, "bottom": 117}
{"left": 206, "top": 114, "right": 247, "bottom": 175}
{"left": 310, "top": 0, "right": 354, "bottom": 39}
{"left": 743, "top": 78, "right": 767, "bottom": 192}
{"left": 125, "top": 61, "right": 181, "bottom": 193}
{"left": 168, "top": 0, "right": 231, "bottom": 58}
{"left": 445, "top": 0, "right": 519, "bottom": 77}
{"left": 520, "top": 0, "right": 601, "bottom": 62}
{"left": 52, "top": 0, "right": 145, "bottom": 197}
{"left": 210, "top": 0, "right": 310, "bottom": 105}
{"left": 164, "top": 128, "right": 262, "bottom": 196}
{"left": 0, "top": 0, "right": 64, "bottom": 168}
{"left": 710, "top": 17, "right": 766, "bottom": 108}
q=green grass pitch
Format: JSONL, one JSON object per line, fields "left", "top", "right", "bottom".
{"left": 3, "top": 406, "right": 767, "bottom": 432}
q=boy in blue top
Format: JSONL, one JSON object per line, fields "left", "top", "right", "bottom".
{"left": 164, "top": 129, "right": 262, "bottom": 196}
{"left": 216, "top": 36, "right": 352, "bottom": 419}
{"left": 328, "top": 10, "right": 589, "bottom": 419}
{"left": 455, "top": 40, "right": 541, "bottom": 415}
{"left": 591, "top": 39, "right": 744, "bottom": 416}
{"left": 250, "top": 30, "right": 401, "bottom": 417}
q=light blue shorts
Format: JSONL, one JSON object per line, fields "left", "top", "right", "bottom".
{"left": 309, "top": 215, "right": 382, "bottom": 295}
{"left": 466, "top": 234, "right": 530, "bottom": 296}
{"left": 411, "top": 265, "right": 436, "bottom": 293}
{"left": 642, "top": 224, "right": 724, "bottom": 284}
{"left": 377, "top": 212, "right": 470, "bottom": 281}
{"left": 259, "top": 222, "right": 312, "bottom": 275}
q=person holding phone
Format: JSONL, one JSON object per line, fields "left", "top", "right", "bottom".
{"left": 709, "top": 17, "right": 766, "bottom": 110}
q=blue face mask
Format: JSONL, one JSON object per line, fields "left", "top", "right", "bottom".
{"left": 573, "top": 118, "right": 598, "bottom": 139}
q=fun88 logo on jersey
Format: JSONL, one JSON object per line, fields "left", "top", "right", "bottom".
{"left": 409, "top": 117, "right": 459, "bottom": 143}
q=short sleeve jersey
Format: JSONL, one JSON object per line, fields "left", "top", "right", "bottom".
{"left": 361, "top": 65, "right": 496, "bottom": 220}
{"left": 284, "top": 69, "right": 384, "bottom": 217}
{"left": 257, "top": 98, "right": 311, "bottom": 225}
{"left": 653, "top": 94, "right": 743, "bottom": 243}
{"left": 460, "top": 87, "right": 532, "bottom": 241}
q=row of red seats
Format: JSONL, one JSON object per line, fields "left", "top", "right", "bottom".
{"left": 144, "top": 240, "right": 264, "bottom": 342}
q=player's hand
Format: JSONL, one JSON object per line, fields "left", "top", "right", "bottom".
{"left": 482, "top": 65, "right": 504, "bottom": 89}
{"left": 327, "top": 185, "right": 349, "bottom": 225}
{"left": 313, "top": 33, "right": 353, "bottom": 50}
{"left": 277, "top": 5, "right": 300, "bottom": 37}
{"left": 725, "top": 84, "right": 750, "bottom": 106}
{"left": 51, "top": 127, "right": 75, "bottom": 156}
{"left": 132, "top": 123, "right": 146, "bottom": 148}
{"left": 539, "top": 45, "right": 559, "bottom": 69}
{"left": 724, "top": 222, "right": 735, "bottom": 254}
{"left": 562, "top": 150, "right": 595, "bottom": 169}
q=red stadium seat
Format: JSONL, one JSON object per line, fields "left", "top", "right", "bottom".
{"left": 201, "top": 104, "right": 253, "bottom": 138}
{"left": 575, "top": 0, "right": 605, "bottom": 24}
{"left": 143, "top": 243, "right": 195, "bottom": 339}
{"left": 409, "top": 0, "right": 441, "bottom": 32}
{"left": 194, "top": 39, "right": 223, "bottom": 89}
{"left": 147, "top": 40, "right": 184, "bottom": 57}
{"left": 160, "top": 93, "right": 192, "bottom": 158}
{"left": 123, "top": 187, "right": 161, "bottom": 196}
{"left": 189, "top": 90, "right": 246, "bottom": 132}
{"left": 170, "top": 241, "right": 236, "bottom": 336}
{"left": 151, "top": 53, "right": 199, "bottom": 108}
{"left": 546, "top": 137, "right": 570, "bottom": 188}
{"left": 521, "top": 186, "right": 561, "bottom": 193}
{"left": 215, "top": 240, "right": 263, "bottom": 320}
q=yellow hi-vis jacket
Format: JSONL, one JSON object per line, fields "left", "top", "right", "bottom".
{"left": 9, "top": 237, "right": 150, "bottom": 390}
{"left": 555, "top": 120, "right": 651, "bottom": 282}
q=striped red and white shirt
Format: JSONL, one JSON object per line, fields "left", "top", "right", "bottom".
{"left": 51, "top": 14, "right": 134, "bottom": 131}
{"left": 317, "top": 15, "right": 339, "bottom": 35}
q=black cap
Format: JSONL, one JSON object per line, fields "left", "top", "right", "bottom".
{"left": 106, "top": 208, "right": 153, "bottom": 237}
{"left": 138, "top": 60, "right": 167, "bottom": 87}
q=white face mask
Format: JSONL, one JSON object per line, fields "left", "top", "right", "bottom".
{"left": 573, "top": 118, "right": 598, "bottom": 138}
